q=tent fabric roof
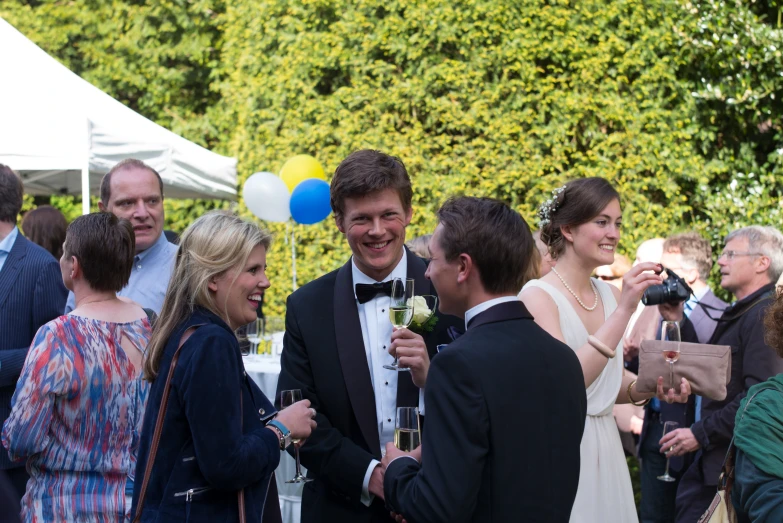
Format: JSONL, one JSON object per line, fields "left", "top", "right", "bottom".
{"left": 0, "top": 17, "right": 237, "bottom": 200}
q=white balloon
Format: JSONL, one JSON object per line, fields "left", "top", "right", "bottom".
{"left": 243, "top": 172, "right": 291, "bottom": 222}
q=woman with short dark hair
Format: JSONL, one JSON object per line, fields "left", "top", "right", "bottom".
{"left": 2, "top": 212, "right": 151, "bottom": 522}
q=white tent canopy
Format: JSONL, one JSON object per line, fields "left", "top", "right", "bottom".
{"left": 0, "top": 17, "right": 237, "bottom": 214}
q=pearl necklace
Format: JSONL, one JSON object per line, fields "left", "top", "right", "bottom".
{"left": 551, "top": 267, "right": 599, "bottom": 311}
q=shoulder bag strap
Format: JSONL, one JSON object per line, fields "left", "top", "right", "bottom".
{"left": 238, "top": 386, "right": 246, "bottom": 523}
{"left": 133, "top": 324, "right": 203, "bottom": 522}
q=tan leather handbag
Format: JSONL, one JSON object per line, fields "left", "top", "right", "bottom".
{"left": 636, "top": 340, "right": 731, "bottom": 400}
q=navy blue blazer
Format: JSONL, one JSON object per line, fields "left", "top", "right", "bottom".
{"left": 0, "top": 233, "right": 67, "bottom": 469}
{"left": 131, "top": 308, "right": 282, "bottom": 523}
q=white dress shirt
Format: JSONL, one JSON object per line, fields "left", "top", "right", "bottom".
{"left": 352, "top": 250, "right": 425, "bottom": 506}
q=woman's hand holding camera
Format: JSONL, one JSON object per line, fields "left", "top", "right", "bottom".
{"left": 275, "top": 399, "right": 317, "bottom": 441}
{"left": 618, "top": 262, "right": 664, "bottom": 314}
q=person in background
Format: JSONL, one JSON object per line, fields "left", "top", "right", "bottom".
{"left": 638, "top": 231, "right": 727, "bottom": 523}
{"left": 595, "top": 254, "right": 632, "bottom": 290}
{"left": 730, "top": 291, "right": 783, "bottom": 522}
{"left": 64, "top": 158, "right": 177, "bottom": 314}
{"left": 131, "top": 211, "right": 315, "bottom": 523}
{"left": 533, "top": 230, "right": 555, "bottom": 277}
{"left": 0, "top": 165, "right": 67, "bottom": 502}
{"left": 20, "top": 205, "right": 67, "bottom": 260}
{"left": 2, "top": 212, "right": 150, "bottom": 522}
{"left": 658, "top": 226, "right": 783, "bottom": 522}
{"left": 405, "top": 234, "right": 431, "bottom": 260}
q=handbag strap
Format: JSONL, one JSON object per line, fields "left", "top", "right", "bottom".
{"left": 133, "top": 324, "right": 203, "bottom": 522}
{"left": 238, "top": 386, "right": 246, "bottom": 523}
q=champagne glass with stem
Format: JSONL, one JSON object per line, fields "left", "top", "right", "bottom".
{"left": 657, "top": 421, "right": 680, "bottom": 482}
{"left": 279, "top": 389, "right": 312, "bottom": 484}
{"left": 661, "top": 320, "right": 681, "bottom": 391}
{"left": 384, "top": 278, "right": 414, "bottom": 371}
{"left": 395, "top": 407, "right": 421, "bottom": 452}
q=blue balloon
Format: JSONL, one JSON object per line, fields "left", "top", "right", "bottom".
{"left": 290, "top": 178, "right": 331, "bottom": 225}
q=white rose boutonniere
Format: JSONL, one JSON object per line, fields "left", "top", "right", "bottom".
{"left": 407, "top": 295, "right": 438, "bottom": 335}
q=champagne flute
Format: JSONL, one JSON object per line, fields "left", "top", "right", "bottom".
{"left": 394, "top": 407, "right": 421, "bottom": 452}
{"left": 384, "top": 278, "right": 414, "bottom": 371}
{"left": 279, "top": 389, "right": 312, "bottom": 484}
{"left": 661, "top": 320, "right": 681, "bottom": 391}
{"left": 657, "top": 421, "right": 680, "bottom": 482}
{"left": 246, "top": 319, "right": 262, "bottom": 354}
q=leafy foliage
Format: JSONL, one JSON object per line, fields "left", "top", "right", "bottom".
{"left": 2, "top": 0, "right": 782, "bottom": 317}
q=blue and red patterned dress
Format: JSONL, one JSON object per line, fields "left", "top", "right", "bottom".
{"left": 2, "top": 315, "right": 151, "bottom": 523}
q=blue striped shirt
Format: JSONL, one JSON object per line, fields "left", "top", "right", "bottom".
{"left": 0, "top": 227, "right": 19, "bottom": 274}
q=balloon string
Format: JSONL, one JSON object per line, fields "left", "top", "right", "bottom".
{"left": 291, "top": 223, "right": 298, "bottom": 292}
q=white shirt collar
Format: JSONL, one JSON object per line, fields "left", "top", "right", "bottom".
{"left": 464, "top": 296, "right": 520, "bottom": 330}
{"left": 351, "top": 249, "right": 408, "bottom": 299}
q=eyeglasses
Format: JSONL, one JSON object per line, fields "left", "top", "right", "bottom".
{"left": 718, "top": 250, "right": 763, "bottom": 260}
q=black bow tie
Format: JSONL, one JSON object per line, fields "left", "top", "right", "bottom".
{"left": 355, "top": 281, "right": 394, "bottom": 304}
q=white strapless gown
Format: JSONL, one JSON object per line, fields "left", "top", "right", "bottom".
{"left": 523, "top": 278, "right": 638, "bottom": 523}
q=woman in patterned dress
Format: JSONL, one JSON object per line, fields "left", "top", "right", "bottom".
{"left": 2, "top": 212, "right": 150, "bottom": 522}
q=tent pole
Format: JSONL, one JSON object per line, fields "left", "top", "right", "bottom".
{"left": 81, "top": 120, "right": 90, "bottom": 215}
{"left": 291, "top": 224, "right": 298, "bottom": 292}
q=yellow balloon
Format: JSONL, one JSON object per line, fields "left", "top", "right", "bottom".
{"left": 279, "top": 154, "right": 326, "bottom": 193}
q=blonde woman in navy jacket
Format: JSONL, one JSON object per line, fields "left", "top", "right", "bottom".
{"left": 131, "top": 212, "right": 316, "bottom": 522}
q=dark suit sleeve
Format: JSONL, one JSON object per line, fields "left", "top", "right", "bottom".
{"left": 0, "top": 257, "right": 66, "bottom": 387}
{"left": 276, "top": 294, "right": 377, "bottom": 504}
{"left": 384, "top": 348, "right": 488, "bottom": 523}
{"left": 692, "top": 305, "right": 783, "bottom": 449}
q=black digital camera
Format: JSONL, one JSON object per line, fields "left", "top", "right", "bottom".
{"left": 641, "top": 268, "right": 693, "bottom": 306}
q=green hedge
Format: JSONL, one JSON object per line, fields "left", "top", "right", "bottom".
{"left": 2, "top": 0, "right": 781, "bottom": 315}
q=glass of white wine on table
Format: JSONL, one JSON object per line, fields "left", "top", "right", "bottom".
{"left": 279, "top": 389, "right": 313, "bottom": 484}
{"left": 395, "top": 407, "right": 421, "bottom": 452}
{"left": 661, "top": 320, "right": 681, "bottom": 392}
{"left": 384, "top": 277, "right": 414, "bottom": 371}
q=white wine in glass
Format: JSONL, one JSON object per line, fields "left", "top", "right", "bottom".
{"left": 395, "top": 407, "right": 421, "bottom": 452}
{"left": 384, "top": 278, "right": 414, "bottom": 371}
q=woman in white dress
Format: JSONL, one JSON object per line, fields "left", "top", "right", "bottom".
{"left": 519, "top": 177, "right": 691, "bottom": 523}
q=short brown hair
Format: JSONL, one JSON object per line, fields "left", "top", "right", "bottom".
{"left": 436, "top": 197, "right": 534, "bottom": 294}
{"left": 22, "top": 206, "right": 68, "bottom": 259}
{"left": 764, "top": 293, "right": 783, "bottom": 358}
{"left": 663, "top": 232, "right": 713, "bottom": 282}
{"left": 0, "top": 164, "right": 24, "bottom": 223}
{"left": 330, "top": 150, "right": 412, "bottom": 219}
{"left": 100, "top": 159, "right": 164, "bottom": 205}
{"left": 64, "top": 213, "right": 135, "bottom": 292}
{"left": 539, "top": 177, "right": 620, "bottom": 259}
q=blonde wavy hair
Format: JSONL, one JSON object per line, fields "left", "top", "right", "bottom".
{"left": 143, "top": 211, "right": 272, "bottom": 381}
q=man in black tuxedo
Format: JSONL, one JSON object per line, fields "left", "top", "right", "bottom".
{"left": 638, "top": 232, "right": 727, "bottom": 523}
{"left": 381, "top": 197, "right": 587, "bottom": 523}
{"left": 276, "top": 150, "right": 462, "bottom": 522}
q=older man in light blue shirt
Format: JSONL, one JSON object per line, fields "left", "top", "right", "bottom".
{"left": 65, "top": 159, "right": 178, "bottom": 314}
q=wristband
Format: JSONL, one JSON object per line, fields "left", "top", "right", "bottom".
{"left": 587, "top": 335, "right": 616, "bottom": 358}
{"left": 267, "top": 419, "right": 292, "bottom": 449}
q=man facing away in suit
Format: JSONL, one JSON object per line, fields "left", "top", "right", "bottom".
{"left": 0, "top": 165, "right": 67, "bottom": 500}
{"left": 275, "top": 150, "right": 462, "bottom": 523}
{"left": 638, "top": 231, "right": 727, "bottom": 523}
{"left": 381, "top": 196, "right": 587, "bottom": 523}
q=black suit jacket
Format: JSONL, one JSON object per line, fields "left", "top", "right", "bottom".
{"left": 680, "top": 284, "right": 783, "bottom": 486}
{"left": 0, "top": 233, "right": 67, "bottom": 469}
{"left": 276, "top": 251, "right": 462, "bottom": 523}
{"left": 384, "top": 301, "right": 587, "bottom": 523}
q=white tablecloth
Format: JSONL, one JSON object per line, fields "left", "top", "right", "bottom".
{"left": 243, "top": 353, "right": 303, "bottom": 523}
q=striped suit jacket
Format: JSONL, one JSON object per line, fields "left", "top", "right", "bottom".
{"left": 0, "top": 233, "right": 67, "bottom": 469}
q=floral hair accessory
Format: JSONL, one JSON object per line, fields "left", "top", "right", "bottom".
{"left": 537, "top": 185, "right": 566, "bottom": 228}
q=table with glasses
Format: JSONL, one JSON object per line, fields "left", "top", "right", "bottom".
{"left": 243, "top": 332, "right": 304, "bottom": 523}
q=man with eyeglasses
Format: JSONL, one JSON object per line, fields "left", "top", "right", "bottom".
{"left": 657, "top": 226, "right": 783, "bottom": 523}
